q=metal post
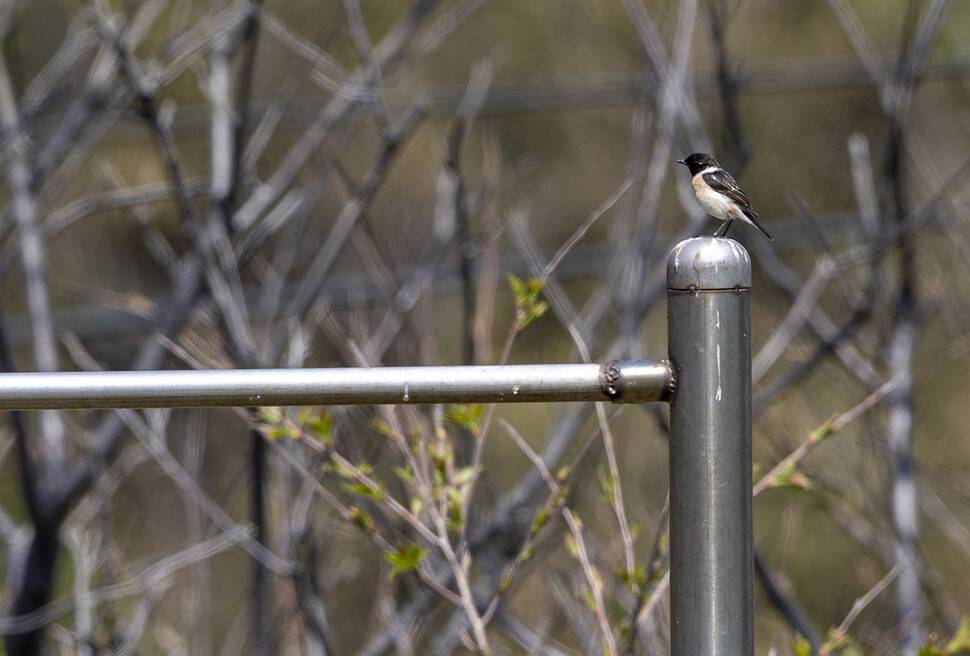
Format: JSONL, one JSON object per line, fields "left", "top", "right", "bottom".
{"left": 667, "top": 237, "right": 754, "bottom": 655}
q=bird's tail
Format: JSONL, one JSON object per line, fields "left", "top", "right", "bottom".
{"left": 743, "top": 209, "right": 773, "bottom": 241}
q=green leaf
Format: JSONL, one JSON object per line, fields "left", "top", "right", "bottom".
{"left": 769, "top": 459, "right": 813, "bottom": 491}
{"left": 384, "top": 543, "right": 429, "bottom": 579}
{"left": 616, "top": 564, "right": 645, "bottom": 595}
{"left": 349, "top": 505, "right": 376, "bottom": 532}
{"left": 564, "top": 533, "right": 579, "bottom": 558}
{"left": 444, "top": 404, "right": 484, "bottom": 434}
{"left": 519, "top": 300, "right": 548, "bottom": 329}
{"left": 394, "top": 465, "right": 415, "bottom": 484}
{"left": 332, "top": 460, "right": 373, "bottom": 480}
{"left": 268, "top": 426, "right": 299, "bottom": 440}
{"left": 808, "top": 415, "right": 837, "bottom": 445}
{"left": 306, "top": 410, "right": 334, "bottom": 444}
{"left": 555, "top": 486, "right": 569, "bottom": 504}
{"left": 444, "top": 486, "right": 465, "bottom": 504}
{"left": 499, "top": 572, "right": 514, "bottom": 592}
{"left": 941, "top": 615, "right": 970, "bottom": 654}
{"left": 790, "top": 634, "right": 812, "bottom": 656}
{"left": 598, "top": 465, "right": 616, "bottom": 507}
{"left": 343, "top": 482, "right": 385, "bottom": 502}
{"left": 296, "top": 407, "right": 313, "bottom": 427}
{"left": 525, "top": 277, "right": 544, "bottom": 297}
{"left": 508, "top": 273, "right": 523, "bottom": 296}
{"left": 821, "top": 627, "right": 853, "bottom": 653}
{"left": 255, "top": 406, "right": 283, "bottom": 423}
{"left": 331, "top": 460, "right": 357, "bottom": 479}
{"left": 531, "top": 507, "right": 549, "bottom": 534}
{"left": 454, "top": 465, "right": 478, "bottom": 487}
{"left": 447, "top": 501, "right": 464, "bottom": 530}
{"left": 370, "top": 418, "right": 395, "bottom": 439}
{"left": 508, "top": 274, "right": 548, "bottom": 331}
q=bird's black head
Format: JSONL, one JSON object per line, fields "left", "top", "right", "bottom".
{"left": 677, "top": 152, "right": 719, "bottom": 176}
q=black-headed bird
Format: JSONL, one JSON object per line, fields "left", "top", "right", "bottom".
{"left": 677, "top": 153, "right": 772, "bottom": 240}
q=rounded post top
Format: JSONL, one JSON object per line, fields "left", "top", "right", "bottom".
{"left": 667, "top": 237, "right": 751, "bottom": 290}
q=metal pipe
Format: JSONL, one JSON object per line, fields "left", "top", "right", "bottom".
{"left": 667, "top": 237, "right": 754, "bottom": 655}
{"left": 0, "top": 360, "right": 672, "bottom": 410}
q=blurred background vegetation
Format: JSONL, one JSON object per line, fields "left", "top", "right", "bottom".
{"left": 1, "top": 0, "right": 970, "bottom": 654}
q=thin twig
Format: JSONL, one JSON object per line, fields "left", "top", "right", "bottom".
{"left": 837, "top": 565, "right": 901, "bottom": 636}
{"left": 754, "top": 373, "right": 904, "bottom": 497}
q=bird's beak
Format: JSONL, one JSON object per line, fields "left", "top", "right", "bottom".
{"left": 676, "top": 159, "right": 686, "bottom": 165}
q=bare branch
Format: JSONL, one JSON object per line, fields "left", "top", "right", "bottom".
{"left": 0, "top": 22, "right": 65, "bottom": 469}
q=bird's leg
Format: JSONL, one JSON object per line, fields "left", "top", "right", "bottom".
{"left": 713, "top": 219, "right": 732, "bottom": 238}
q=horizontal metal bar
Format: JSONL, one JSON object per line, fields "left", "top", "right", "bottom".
{"left": 0, "top": 360, "right": 672, "bottom": 410}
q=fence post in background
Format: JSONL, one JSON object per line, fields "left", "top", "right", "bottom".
{"left": 667, "top": 237, "right": 754, "bottom": 655}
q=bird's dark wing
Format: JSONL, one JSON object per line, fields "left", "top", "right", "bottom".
{"left": 702, "top": 169, "right": 758, "bottom": 217}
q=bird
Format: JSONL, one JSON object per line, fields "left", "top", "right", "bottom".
{"left": 677, "top": 153, "right": 772, "bottom": 241}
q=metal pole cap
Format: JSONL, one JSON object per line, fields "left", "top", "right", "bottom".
{"left": 667, "top": 237, "right": 752, "bottom": 291}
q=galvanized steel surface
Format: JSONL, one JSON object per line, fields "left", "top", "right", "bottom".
{"left": 667, "top": 236, "right": 752, "bottom": 290}
{"left": 0, "top": 361, "right": 672, "bottom": 410}
{"left": 667, "top": 237, "right": 754, "bottom": 655}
